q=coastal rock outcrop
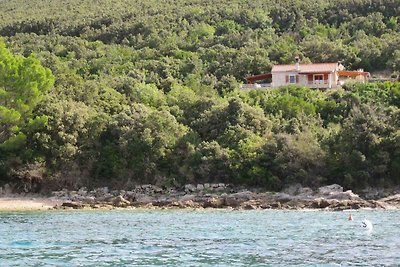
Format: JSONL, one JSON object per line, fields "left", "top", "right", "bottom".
{"left": 48, "top": 183, "right": 400, "bottom": 210}
{"left": 378, "top": 194, "right": 400, "bottom": 209}
{"left": 112, "top": 195, "right": 131, "bottom": 207}
{"left": 61, "top": 202, "right": 83, "bottom": 209}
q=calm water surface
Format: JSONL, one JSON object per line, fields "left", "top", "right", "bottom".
{"left": 0, "top": 209, "right": 399, "bottom": 266}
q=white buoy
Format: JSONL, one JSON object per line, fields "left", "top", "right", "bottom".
{"left": 361, "top": 219, "right": 373, "bottom": 232}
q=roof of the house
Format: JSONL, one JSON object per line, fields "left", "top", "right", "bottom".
{"left": 272, "top": 62, "right": 339, "bottom": 73}
{"left": 245, "top": 73, "right": 272, "bottom": 83}
{"left": 337, "top": 70, "right": 370, "bottom": 77}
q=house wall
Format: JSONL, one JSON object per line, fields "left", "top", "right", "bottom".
{"left": 272, "top": 72, "right": 298, "bottom": 87}
{"left": 271, "top": 72, "right": 283, "bottom": 87}
{"left": 332, "top": 72, "right": 339, "bottom": 88}
{"left": 300, "top": 75, "right": 308, "bottom": 86}
{"left": 272, "top": 71, "right": 340, "bottom": 88}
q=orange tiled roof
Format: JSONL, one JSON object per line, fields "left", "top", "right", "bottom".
{"left": 245, "top": 73, "right": 272, "bottom": 83}
{"left": 337, "top": 70, "right": 370, "bottom": 77}
{"left": 272, "top": 62, "right": 340, "bottom": 73}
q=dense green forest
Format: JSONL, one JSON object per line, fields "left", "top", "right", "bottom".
{"left": 0, "top": 0, "right": 399, "bottom": 192}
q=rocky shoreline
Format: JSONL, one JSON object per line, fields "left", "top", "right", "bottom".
{"left": 44, "top": 183, "right": 400, "bottom": 211}
{"left": 1, "top": 183, "right": 399, "bottom": 211}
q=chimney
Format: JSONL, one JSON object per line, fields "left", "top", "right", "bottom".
{"left": 295, "top": 56, "right": 300, "bottom": 71}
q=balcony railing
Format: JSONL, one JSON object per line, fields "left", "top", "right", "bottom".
{"left": 307, "top": 80, "right": 329, "bottom": 88}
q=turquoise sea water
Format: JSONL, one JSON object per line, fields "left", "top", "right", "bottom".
{"left": 0, "top": 209, "right": 399, "bottom": 266}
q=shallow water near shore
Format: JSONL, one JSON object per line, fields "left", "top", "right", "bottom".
{"left": 0, "top": 210, "right": 399, "bottom": 266}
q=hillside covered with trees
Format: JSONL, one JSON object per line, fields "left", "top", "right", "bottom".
{"left": 0, "top": 0, "right": 399, "bottom": 192}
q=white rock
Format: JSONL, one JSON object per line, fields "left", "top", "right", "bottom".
{"left": 318, "top": 184, "right": 343, "bottom": 195}
{"left": 185, "top": 184, "right": 196, "bottom": 192}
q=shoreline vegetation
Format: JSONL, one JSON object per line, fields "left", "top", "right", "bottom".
{"left": 1, "top": 0, "right": 400, "bottom": 197}
{"left": 1, "top": 184, "right": 399, "bottom": 212}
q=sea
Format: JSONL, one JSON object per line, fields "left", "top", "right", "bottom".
{"left": 0, "top": 209, "right": 399, "bottom": 266}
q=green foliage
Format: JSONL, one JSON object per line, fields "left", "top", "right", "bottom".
{"left": 265, "top": 130, "right": 327, "bottom": 187}
{"left": 0, "top": 39, "right": 54, "bottom": 180}
{"left": 0, "top": 39, "right": 54, "bottom": 145}
{"left": 327, "top": 104, "right": 397, "bottom": 188}
{"left": 129, "top": 83, "right": 166, "bottom": 107}
{"left": 92, "top": 104, "right": 188, "bottom": 183}
{"left": 0, "top": 0, "right": 399, "bottom": 190}
{"left": 192, "top": 98, "right": 271, "bottom": 141}
{"left": 191, "top": 141, "right": 233, "bottom": 183}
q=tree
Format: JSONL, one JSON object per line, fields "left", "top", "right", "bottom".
{"left": 0, "top": 39, "right": 54, "bottom": 179}
{"left": 93, "top": 104, "right": 188, "bottom": 184}
{"left": 327, "top": 104, "right": 396, "bottom": 188}
{"left": 0, "top": 39, "right": 54, "bottom": 145}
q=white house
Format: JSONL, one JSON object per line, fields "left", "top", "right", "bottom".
{"left": 242, "top": 58, "right": 370, "bottom": 89}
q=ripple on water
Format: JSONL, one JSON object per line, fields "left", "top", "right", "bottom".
{"left": 10, "top": 240, "right": 34, "bottom": 247}
{"left": 0, "top": 210, "right": 399, "bottom": 266}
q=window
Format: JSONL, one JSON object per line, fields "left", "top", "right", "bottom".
{"left": 314, "top": 74, "right": 324, "bottom": 84}
{"left": 289, "top": 75, "right": 296, "bottom": 84}
{"left": 314, "top": 74, "right": 323, "bottom": 81}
